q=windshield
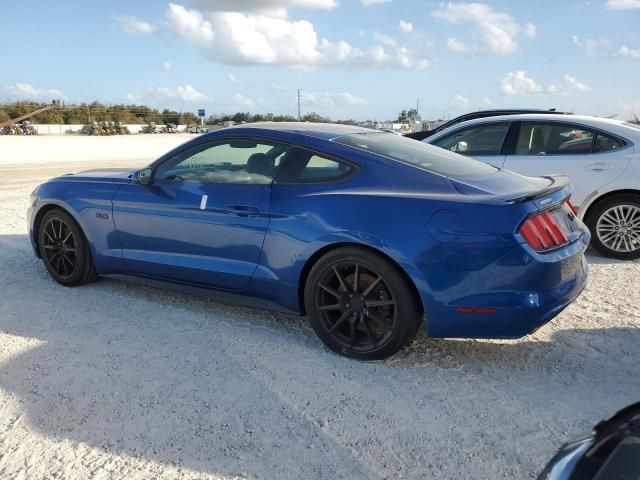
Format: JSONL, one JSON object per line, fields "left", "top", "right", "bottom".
{"left": 334, "top": 132, "right": 497, "bottom": 178}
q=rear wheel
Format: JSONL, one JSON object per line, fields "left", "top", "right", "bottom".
{"left": 305, "top": 247, "right": 422, "bottom": 360}
{"left": 38, "top": 209, "right": 98, "bottom": 286}
{"left": 586, "top": 194, "right": 640, "bottom": 260}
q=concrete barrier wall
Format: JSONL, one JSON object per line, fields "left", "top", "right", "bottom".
{"left": 31, "top": 124, "right": 190, "bottom": 135}
{"left": 0, "top": 134, "right": 193, "bottom": 166}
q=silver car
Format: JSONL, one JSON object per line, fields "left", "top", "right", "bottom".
{"left": 426, "top": 114, "right": 640, "bottom": 260}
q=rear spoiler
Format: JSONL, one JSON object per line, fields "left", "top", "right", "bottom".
{"left": 505, "top": 175, "right": 572, "bottom": 208}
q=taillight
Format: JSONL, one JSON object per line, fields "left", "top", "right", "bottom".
{"left": 520, "top": 204, "right": 571, "bottom": 252}
{"left": 566, "top": 200, "right": 577, "bottom": 215}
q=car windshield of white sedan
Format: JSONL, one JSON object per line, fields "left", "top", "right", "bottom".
{"left": 335, "top": 132, "right": 496, "bottom": 178}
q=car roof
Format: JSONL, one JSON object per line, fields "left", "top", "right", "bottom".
{"left": 429, "top": 113, "right": 639, "bottom": 141}
{"left": 431, "top": 108, "right": 565, "bottom": 131}
{"left": 210, "top": 122, "right": 371, "bottom": 141}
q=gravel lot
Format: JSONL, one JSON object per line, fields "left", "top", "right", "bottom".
{"left": 0, "top": 135, "right": 639, "bottom": 479}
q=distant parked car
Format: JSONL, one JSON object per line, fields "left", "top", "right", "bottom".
{"left": 186, "top": 124, "right": 208, "bottom": 134}
{"left": 29, "top": 123, "right": 589, "bottom": 359}
{"left": 425, "top": 114, "right": 640, "bottom": 260}
{"left": 405, "top": 109, "right": 566, "bottom": 141}
{"left": 538, "top": 402, "right": 640, "bottom": 479}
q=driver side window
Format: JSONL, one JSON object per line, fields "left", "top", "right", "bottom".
{"left": 155, "top": 139, "right": 289, "bottom": 184}
{"left": 432, "top": 123, "right": 510, "bottom": 156}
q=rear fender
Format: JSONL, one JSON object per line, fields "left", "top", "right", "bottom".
{"left": 256, "top": 231, "right": 434, "bottom": 319}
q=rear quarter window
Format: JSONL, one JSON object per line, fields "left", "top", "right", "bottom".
{"left": 594, "top": 133, "right": 625, "bottom": 153}
{"left": 335, "top": 132, "right": 496, "bottom": 178}
{"left": 275, "top": 148, "right": 355, "bottom": 184}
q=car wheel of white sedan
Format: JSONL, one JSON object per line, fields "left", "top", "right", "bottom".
{"left": 587, "top": 194, "right": 640, "bottom": 260}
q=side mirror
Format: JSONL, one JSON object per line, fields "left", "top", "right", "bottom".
{"left": 137, "top": 167, "right": 153, "bottom": 185}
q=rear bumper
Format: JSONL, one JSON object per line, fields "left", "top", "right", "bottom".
{"left": 424, "top": 232, "right": 590, "bottom": 339}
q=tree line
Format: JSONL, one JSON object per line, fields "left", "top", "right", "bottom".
{"left": 0, "top": 101, "right": 200, "bottom": 125}
{"left": 0, "top": 101, "right": 357, "bottom": 125}
{"left": 208, "top": 111, "right": 356, "bottom": 125}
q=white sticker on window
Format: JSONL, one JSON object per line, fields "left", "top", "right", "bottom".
{"left": 200, "top": 195, "right": 208, "bottom": 210}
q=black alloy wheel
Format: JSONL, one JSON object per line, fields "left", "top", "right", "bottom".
{"left": 38, "top": 209, "right": 97, "bottom": 286}
{"left": 42, "top": 217, "right": 78, "bottom": 280}
{"left": 306, "top": 247, "right": 422, "bottom": 360}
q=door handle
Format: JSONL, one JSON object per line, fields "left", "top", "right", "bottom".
{"left": 586, "top": 162, "right": 615, "bottom": 172}
{"left": 225, "top": 205, "right": 260, "bottom": 217}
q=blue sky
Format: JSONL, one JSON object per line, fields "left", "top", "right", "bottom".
{"left": 1, "top": 0, "right": 639, "bottom": 120}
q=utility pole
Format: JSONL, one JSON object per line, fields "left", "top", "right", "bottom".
{"left": 416, "top": 99, "right": 420, "bottom": 116}
{"left": 297, "top": 89, "right": 302, "bottom": 122}
{"left": 87, "top": 105, "right": 91, "bottom": 123}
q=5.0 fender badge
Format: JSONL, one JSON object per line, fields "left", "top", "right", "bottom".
{"left": 96, "top": 212, "right": 109, "bottom": 220}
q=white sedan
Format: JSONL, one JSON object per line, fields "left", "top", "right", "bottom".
{"left": 425, "top": 114, "right": 640, "bottom": 259}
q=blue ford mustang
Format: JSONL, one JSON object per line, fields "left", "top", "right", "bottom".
{"left": 28, "top": 123, "right": 590, "bottom": 359}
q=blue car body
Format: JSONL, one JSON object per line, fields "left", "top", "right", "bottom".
{"left": 28, "top": 123, "right": 590, "bottom": 339}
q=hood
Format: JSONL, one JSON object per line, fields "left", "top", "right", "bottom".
{"left": 54, "top": 168, "right": 136, "bottom": 183}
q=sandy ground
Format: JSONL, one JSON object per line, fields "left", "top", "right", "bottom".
{"left": 0, "top": 135, "right": 639, "bottom": 480}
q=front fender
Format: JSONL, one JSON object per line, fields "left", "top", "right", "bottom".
{"left": 30, "top": 181, "right": 125, "bottom": 274}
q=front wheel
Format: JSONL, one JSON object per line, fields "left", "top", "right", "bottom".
{"left": 38, "top": 209, "right": 98, "bottom": 286}
{"left": 586, "top": 194, "right": 640, "bottom": 260}
{"left": 305, "top": 247, "right": 422, "bottom": 360}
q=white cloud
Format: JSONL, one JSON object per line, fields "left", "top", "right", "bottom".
{"left": 584, "top": 38, "right": 613, "bottom": 56}
{"left": 501, "top": 71, "right": 557, "bottom": 96}
{"left": 432, "top": 2, "right": 536, "bottom": 55}
{"left": 571, "top": 35, "right": 613, "bottom": 56}
{"left": 480, "top": 97, "right": 495, "bottom": 108}
{"left": 619, "top": 45, "right": 640, "bottom": 59}
{"left": 617, "top": 99, "right": 640, "bottom": 120}
{"left": 163, "top": 61, "right": 172, "bottom": 71}
{"left": 563, "top": 74, "right": 592, "bottom": 92}
{"left": 573, "top": 35, "right": 638, "bottom": 59}
{"left": 190, "top": 0, "right": 337, "bottom": 13}
{"left": 232, "top": 93, "right": 254, "bottom": 107}
{"left": 452, "top": 94, "right": 470, "bottom": 109}
{"left": 372, "top": 32, "right": 397, "bottom": 47}
{"left": 228, "top": 73, "right": 236, "bottom": 81}
{"left": 446, "top": 38, "right": 472, "bottom": 53}
{"left": 305, "top": 91, "right": 367, "bottom": 107}
{"left": 360, "top": 0, "right": 393, "bottom": 5}
{"left": 166, "top": 4, "right": 215, "bottom": 48}
{"left": 165, "top": 3, "right": 430, "bottom": 69}
{"left": 606, "top": 0, "right": 640, "bottom": 9}
{"left": 114, "top": 15, "right": 158, "bottom": 34}
{"left": 154, "top": 84, "right": 209, "bottom": 102}
{"left": 523, "top": 23, "right": 536, "bottom": 39}
{"left": 399, "top": 20, "right": 413, "bottom": 33}
{"left": 5, "top": 82, "right": 64, "bottom": 100}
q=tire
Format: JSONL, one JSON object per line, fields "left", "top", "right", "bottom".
{"left": 585, "top": 194, "right": 640, "bottom": 260}
{"left": 38, "top": 209, "right": 98, "bottom": 286}
{"left": 304, "top": 246, "right": 423, "bottom": 360}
